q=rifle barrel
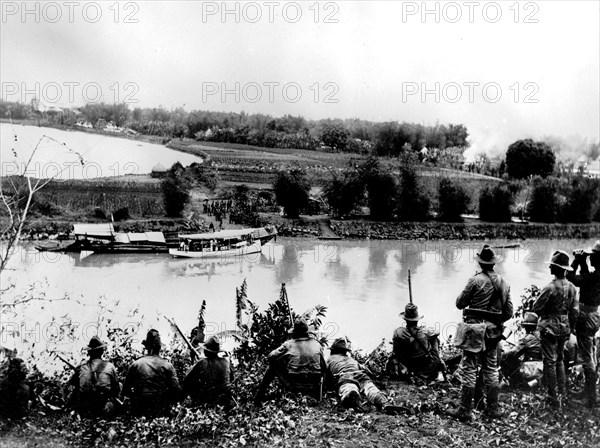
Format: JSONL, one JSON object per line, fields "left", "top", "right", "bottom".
{"left": 408, "top": 270, "right": 413, "bottom": 304}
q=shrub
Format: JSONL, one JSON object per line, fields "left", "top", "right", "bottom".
{"left": 112, "top": 207, "right": 130, "bottom": 221}
{"left": 437, "top": 178, "right": 470, "bottom": 222}
{"left": 479, "top": 183, "right": 516, "bottom": 222}
{"left": 161, "top": 162, "right": 192, "bottom": 217}
{"left": 527, "top": 176, "right": 561, "bottom": 223}
{"left": 323, "top": 170, "right": 364, "bottom": 218}
{"left": 273, "top": 169, "right": 310, "bottom": 219}
{"left": 560, "top": 177, "right": 600, "bottom": 223}
{"left": 360, "top": 157, "right": 398, "bottom": 221}
{"left": 396, "top": 153, "right": 430, "bottom": 221}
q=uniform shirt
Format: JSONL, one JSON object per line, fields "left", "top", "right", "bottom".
{"left": 327, "top": 354, "right": 370, "bottom": 387}
{"left": 392, "top": 326, "right": 439, "bottom": 363}
{"left": 456, "top": 271, "right": 513, "bottom": 321}
{"left": 124, "top": 355, "right": 181, "bottom": 400}
{"left": 504, "top": 331, "right": 542, "bottom": 362}
{"left": 268, "top": 337, "right": 326, "bottom": 376}
{"left": 533, "top": 277, "right": 578, "bottom": 337}
{"left": 183, "top": 357, "right": 234, "bottom": 401}
{"left": 69, "top": 358, "right": 120, "bottom": 413}
{"left": 567, "top": 269, "right": 600, "bottom": 308}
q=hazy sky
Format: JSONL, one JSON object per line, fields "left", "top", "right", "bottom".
{"left": 1, "top": 1, "right": 599, "bottom": 154}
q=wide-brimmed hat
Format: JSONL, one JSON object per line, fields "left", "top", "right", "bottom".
{"left": 330, "top": 337, "right": 352, "bottom": 353}
{"left": 475, "top": 245, "right": 499, "bottom": 265}
{"left": 288, "top": 319, "right": 309, "bottom": 337}
{"left": 142, "top": 329, "right": 163, "bottom": 349}
{"left": 86, "top": 336, "right": 107, "bottom": 352}
{"left": 546, "top": 250, "right": 573, "bottom": 271}
{"left": 521, "top": 312, "right": 539, "bottom": 327}
{"left": 203, "top": 336, "right": 220, "bottom": 354}
{"left": 400, "top": 303, "right": 423, "bottom": 321}
{"left": 584, "top": 240, "right": 600, "bottom": 255}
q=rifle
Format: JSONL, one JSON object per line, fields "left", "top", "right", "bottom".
{"left": 408, "top": 270, "right": 413, "bottom": 304}
{"left": 281, "top": 283, "right": 294, "bottom": 328}
{"left": 53, "top": 352, "right": 77, "bottom": 371}
{"left": 164, "top": 315, "right": 202, "bottom": 360}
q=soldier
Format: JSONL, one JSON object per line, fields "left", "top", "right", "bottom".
{"left": 500, "top": 312, "right": 543, "bottom": 388}
{"left": 67, "top": 336, "right": 120, "bottom": 418}
{"left": 123, "top": 329, "right": 181, "bottom": 416}
{"left": 450, "top": 245, "right": 513, "bottom": 421}
{"left": 255, "top": 319, "right": 326, "bottom": 404}
{"left": 183, "top": 336, "right": 234, "bottom": 408}
{"left": 0, "top": 352, "right": 30, "bottom": 418}
{"left": 533, "top": 250, "right": 578, "bottom": 408}
{"left": 567, "top": 241, "right": 600, "bottom": 408}
{"left": 327, "top": 338, "right": 404, "bottom": 414}
{"left": 389, "top": 303, "right": 442, "bottom": 382}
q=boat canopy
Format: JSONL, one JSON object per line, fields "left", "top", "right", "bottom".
{"left": 180, "top": 228, "right": 256, "bottom": 241}
{"left": 114, "top": 232, "right": 166, "bottom": 244}
{"left": 73, "top": 223, "right": 115, "bottom": 239}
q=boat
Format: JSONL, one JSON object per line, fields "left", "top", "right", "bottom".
{"left": 169, "top": 228, "right": 267, "bottom": 259}
{"left": 35, "top": 224, "right": 169, "bottom": 254}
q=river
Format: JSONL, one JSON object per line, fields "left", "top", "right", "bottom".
{"left": 0, "top": 122, "right": 201, "bottom": 179}
{"left": 2, "top": 237, "right": 597, "bottom": 360}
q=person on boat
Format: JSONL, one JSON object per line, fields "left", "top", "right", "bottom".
{"left": 388, "top": 303, "right": 442, "bottom": 382}
{"left": 0, "top": 352, "right": 31, "bottom": 418}
{"left": 183, "top": 337, "right": 235, "bottom": 408}
{"left": 254, "top": 319, "right": 327, "bottom": 404}
{"left": 209, "top": 222, "right": 215, "bottom": 232}
{"left": 567, "top": 241, "right": 600, "bottom": 408}
{"left": 533, "top": 250, "right": 578, "bottom": 408}
{"left": 67, "top": 336, "right": 120, "bottom": 418}
{"left": 123, "top": 329, "right": 181, "bottom": 416}
{"left": 500, "top": 312, "right": 543, "bottom": 388}
{"left": 449, "top": 245, "right": 513, "bottom": 422}
{"left": 327, "top": 338, "right": 404, "bottom": 414}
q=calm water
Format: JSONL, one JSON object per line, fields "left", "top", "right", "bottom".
{"left": 3, "top": 238, "right": 597, "bottom": 358}
{"left": 0, "top": 123, "right": 201, "bottom": 179}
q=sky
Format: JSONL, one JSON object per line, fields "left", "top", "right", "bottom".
{"left": 1, "top": 1, "right": 599, "bottom": 156}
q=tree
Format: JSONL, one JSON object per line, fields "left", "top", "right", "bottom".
{"left": 505, "top": 139, "right": 556, "bottom": 179}
{"left": 438, "top": 178, "right": 470, "bottom": 222}
{"left": 273, "top": 169, "right": 310, "bottom": 219}
{"left": 323, "top": 168, "right": 364, "bottom": 218}
{"left": 527, "top": 176, "right": 561, "bottom": 223}
{"left": 161, "top": 162, "right": 191, "bottom": 217}
{"left": 320, "top": 124, "right": 349, "bottom": 151}
{"left": 396, "top": 153, "right": 430, "bottom": 221}
{"left": 560, "top": 177, "right": 600, "bottom": 223}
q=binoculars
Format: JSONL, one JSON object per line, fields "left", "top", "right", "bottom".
{"left": 573, "top": 249, "right": 588, "bottom": 257}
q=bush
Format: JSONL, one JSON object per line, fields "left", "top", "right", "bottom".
{"left": 527, "top": 176, "right": 561, "bottom": 223}
{"left": 396, "top": 153, "right": 430, "bottom": 221}
{"left": 438, "top": 178, "right": 470, "bottom": 222}
{"left": 479, "top": 183, "right": 516, "bottom": 222}
{"left": 112, "top": 207, "right": 130, "bottom": 221}
{"left": 560, "top": 177, "right": 600, "bottom": 223}
{"left": 360, "top": 157, "right": 397, "bottom": 221}
{"left": 273, "top": 169, "right": 311, "bottom": 219}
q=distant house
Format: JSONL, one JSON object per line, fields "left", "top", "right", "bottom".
{"left": 151, "top": 163, "right": 168, "bottom": 178}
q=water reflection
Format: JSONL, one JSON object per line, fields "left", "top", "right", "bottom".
{"left": 6, "top": 238, "right": 596, "bottom": 352}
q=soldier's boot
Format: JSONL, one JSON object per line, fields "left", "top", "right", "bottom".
{"left": 484, "top": 386, "right": 503, "bottom": 419}
{"left": 448, "top": 386, "right": 475, "bottom": 423}
{"left": 340, "top": 389, "right": 361, "bottom": 409}
{"left": 545, "top": 368, "right": 560, "bottom": 408}
{"left": 585, "top": 371, "right": 598, "bottom": 409}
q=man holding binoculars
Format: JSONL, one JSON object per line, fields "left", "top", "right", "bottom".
{"left": 567, "top": 241, "right": 600, "bottom": 408}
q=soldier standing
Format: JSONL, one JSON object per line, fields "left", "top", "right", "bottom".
{"left": 450, "top": 245, "right": 513, "bottom": 421}
{"left": 534, "top": 250, "right": 578, "bottom": 408}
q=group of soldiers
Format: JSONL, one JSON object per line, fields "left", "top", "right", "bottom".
{"left": 0, "top": 242, "right": 598, "bottom": 422}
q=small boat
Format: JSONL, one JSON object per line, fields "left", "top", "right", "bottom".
{"left": 169, "top": 228, "right": 268, "bottom": 259}
{"left": 35, "top": 224, "right": 169, "bottom": 254}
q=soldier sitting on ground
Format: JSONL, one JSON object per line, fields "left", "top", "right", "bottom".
{"left": 67, "top": 336, "right": 120, "bottom": 418}
{"left": 183, "top": 336, "right": 235, "bottom": 408}
{"left": 255, "top": 319, "right": 327, "bottom": 404}
{"left": 123, "top": 329, "right": 181, "bottom": 416}
{"left": 327, "top": 338, "right": 404, "bottom": 414}
{"left": 500, "top": 312, "right": 543, "bottom": 388}
{"left": 0, "top": 350, "right": 31, "bottom": 418}
{"left": 388, "top": 303, "right": 443, "bottom": 382}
